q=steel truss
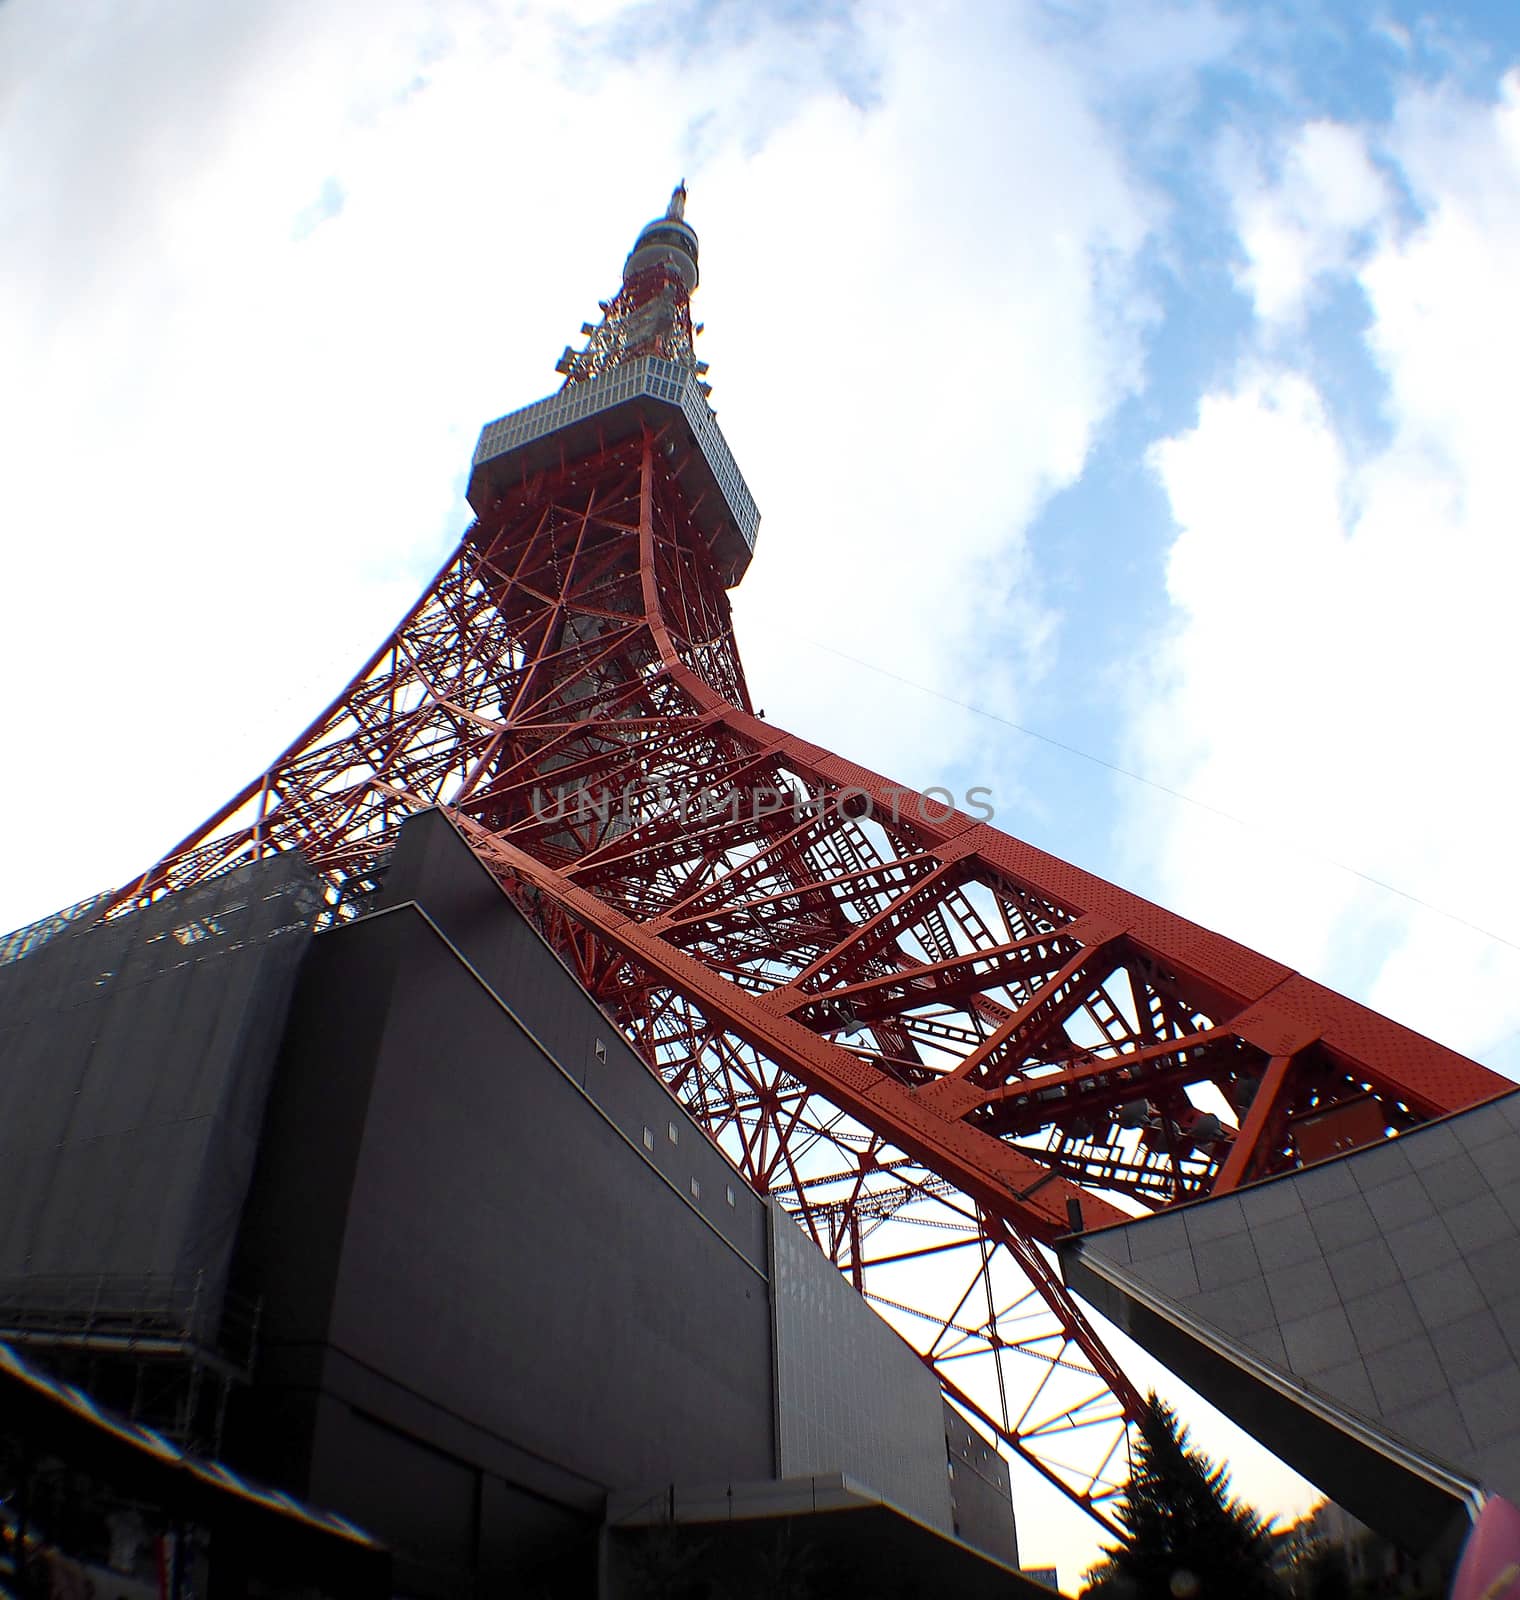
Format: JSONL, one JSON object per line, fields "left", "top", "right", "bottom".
{"left": 105, "top": 291, "right": 1509, "bottom": 1535}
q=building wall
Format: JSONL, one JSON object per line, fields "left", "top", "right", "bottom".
{"left": 231, "top": 896, "right": 776, "bottom": 1596}
{"left": 372, "top": 808, "right": 768, "bottom": 1271}
{"left": 185, "top": 811, "right": 1020, "bottom": 1593}
{"left": 377, "top": 815, "right": 1017, "bottom": 1558}
{"left": 333, "top": 909, "right": 777, "bottom": 1480}
{"left": 1064, "top": 1093, "right": 1520, "bottom": 1548}
{"left": 0, "top": 855, "right": 318, "bottom": 1332}
{"left": 944, "top": 1400, "right": 1018, "bottom": 1565}
{"left": 770, "top": 1199, "right": 955, "bottom": 1536}
{"left": 2, "top": 812, "right": 1023, "bottom": 1591}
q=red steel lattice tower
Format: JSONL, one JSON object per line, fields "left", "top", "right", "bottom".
{"left": 103, "top": 187, "right": 1510, "bottom": 1525}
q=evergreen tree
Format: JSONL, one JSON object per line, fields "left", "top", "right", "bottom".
{"left": 1087, "top": 1393, "right": 1282, "bottom": 1600}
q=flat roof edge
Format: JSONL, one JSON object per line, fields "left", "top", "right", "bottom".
{"left": 1063, "top": 1241, "right": 1485, "bottom": 1518}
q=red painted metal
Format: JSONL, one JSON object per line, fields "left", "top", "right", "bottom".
{"left": 99, "top": 194, "right": 1512, "bottom": 1528}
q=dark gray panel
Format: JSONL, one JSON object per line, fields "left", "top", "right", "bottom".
{"left": 1314, "top": 1356, "right": 1376, "bottom": 1416}
{"left": 1342, "top": 1282, "right": 1421, "bottom": 1358}
{"left": 1254, "top": 1212, "right": 1321, "bottom": 1272}
{"left": 944, "top": 1400, "right": 1018, "bottom": 1566}
{"left": 309, "top": 1401, "right": 478, "bottom": 1597}
{"left": 1453, "top": 1366, "right": 1520, "bottom": 1454}
{"left": 1324, "top": 1236, "right": 1400, "bottom": 1299}
{"left": 1361, "top": 1172, "right": 1437, "bottom": 1231}
{"left": 376, "top": 810, "right": 765, "bottom": 1268}
{"left": 1141, "top": 1247, "right": 1200, "bottom": 1298}
{"left": 1384, "top": 1392, "right": 1474, "bottom": 1468}
{"left": 1062, "top": 1090, "right": 1520, "bottom": 1550}
{"left": 1280, "top": 1304, "right": 1358, "bottom": 1374}
{"left": 331, "top": 915, "right": 775, "bottom": 1490}
{"left": 225, "top": 926, "right": 393, "bottom": 1346}
{"left": 1407, "top": 1258, "right": 1487, "bottom": 1331}
{"left": 1193, "top": 1279, "right": 1275, "bottom": 1339}
{"left": 1419, "top": 1153, "right": 1489, "bottom": 1210}
{"left": 1268, "top": 1257, "right": 1337, "bottom": 1321}
{"left": 233, "top": 860, "right": 776, "bottom": 1573}
{"left": 771, "top": 1201, "right": 952, "bottom": 1535}
{"left": 0, "top": 854, "right": 320, "bottom": 1335}
{"left": 1363, "top": 1332, "right": 1448, "bottom": 1413}
{"left": 1182, "top": 1193, "right": 1247, "bottom": 1245}
{"left": 1193, "top": 1234, "right": 1262, "bottom": 1291}
{"left": 1307, "top": 1193, "right": 1379, "bottom": 1253}
{"left": 478, "top": 1472, "right": 596, "bottom": 1597}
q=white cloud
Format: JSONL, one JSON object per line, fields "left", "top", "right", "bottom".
{"left": 0, "top": 0, "right": 1174, "bottom": 931}
{"left": 1228, "top": 118, "right": 1394, "bottom": 325}
{"left": 0, "top": 2, "right": 1297, "bottom": 1581}
{"left": 713, "top": 3, "right": 1163, "bottom": 804}
{"left": 1134, "top": 70, "right": 1520, "bottom": 1069}
{"left": 1372, "top": 17, "right": 1413, "bottom": 58}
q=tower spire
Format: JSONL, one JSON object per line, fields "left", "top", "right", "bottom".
{"left": 555, "top": 184, "right": 709, "bottom": 392}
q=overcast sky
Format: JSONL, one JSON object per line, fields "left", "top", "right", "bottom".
{"left": 4, "top": 0, "right": 1519, "bottom": 1585}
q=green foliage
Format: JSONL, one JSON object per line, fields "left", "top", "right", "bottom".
{"left": 1298, "top": 1544, "right": 1351, "bottom": 1600}
{"left": 1085, "top": 1393, "right": 1283, "bottom": 1600}
{"left": 620, "top": 1525, "right": 709, "bottom": 1600}
{"left": 721, "top": 1525, "right": 818, "bottom": 1600}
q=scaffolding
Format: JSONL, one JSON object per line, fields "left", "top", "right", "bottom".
{"left": 0, "top": 1271, "right": 260, "bottom": 1454}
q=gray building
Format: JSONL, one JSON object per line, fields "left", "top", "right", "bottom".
{"left": 0, "top": 809, "right": 1031, "bottom": 1597}
{"left": 1062, "top": 1093, "right": 1520, "bottom": 1561}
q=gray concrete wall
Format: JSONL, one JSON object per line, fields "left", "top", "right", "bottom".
{"left": 1064, "top": 1092, "right": 1520, "bottom": 1546}
{"left": 376, "top": 807, "right": 767, "bottom": 1266}
{"left": 379, "top": 811, "right": 1015, "bottom": 1555}
{"left": 234, "top": 812, "right": 988, "bottom": 1593}
{"left": 233, "top": 897, "right": 776, "bottom": 1596}
{"left": 944, "top": 1399, "right": 1019, "bottom": 1565}
{"left": 770, "top": 1199, "right": 955, "bottom": 1535}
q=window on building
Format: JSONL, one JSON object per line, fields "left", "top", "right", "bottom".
{"left": 668, "top": 1120, "right": 679, "bottom": 1144}
{"left": 594, "top": 1037, "right": 607, "bottom": 1062}
{"left": 725, "top": 1184, "right": 736, "bottom": 1207}
{"left": 690, "top": 1176, "right": 701, "bottom": 1201}
{"left": 642, "top": 1126, "right": 654, "bottom": 1152}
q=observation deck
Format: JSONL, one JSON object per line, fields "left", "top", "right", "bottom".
{"left": 467, "top": 355, "right": 760, "bottom": 586}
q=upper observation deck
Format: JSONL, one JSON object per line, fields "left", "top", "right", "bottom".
{"left": 467, "top": 354, "right": 759, "bottom": 587}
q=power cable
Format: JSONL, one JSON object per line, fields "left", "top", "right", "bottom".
{"left": 752, "top": 622, "right": 1520, "bottom": 959}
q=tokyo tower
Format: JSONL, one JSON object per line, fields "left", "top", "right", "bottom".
{"left": 98, "top": 186, "right": 1510, "bottom": 1526}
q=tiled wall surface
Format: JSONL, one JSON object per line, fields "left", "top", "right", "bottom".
{"left": 1077, "top": 1092, "right": 1520, "bottom": 1500}
{"left": 770, "top": 1201, "right": 955, "bottom": 1535}
{"left": 944, "top": 1401, "right": 1019, "bottom": 1565}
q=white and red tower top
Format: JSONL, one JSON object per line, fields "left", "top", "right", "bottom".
{"left": 469, "top": 187, "right": 754, "bottom": 582}
{"left": 555, "top": 183, "right": 710, "bottom": 391}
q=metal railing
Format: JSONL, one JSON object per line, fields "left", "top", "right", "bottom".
{"left": 0, "top": 1271, "right": 260, "bottom": 1377}
{"left": 0, "top": 889, "right": 114, "bottom": 966}
{"left": 473, "top": 355, "right": 759, "bottom": 552}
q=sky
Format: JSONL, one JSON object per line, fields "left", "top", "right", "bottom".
{"left": 4, "top": 0, "right": 1520, "bottom": 1586}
